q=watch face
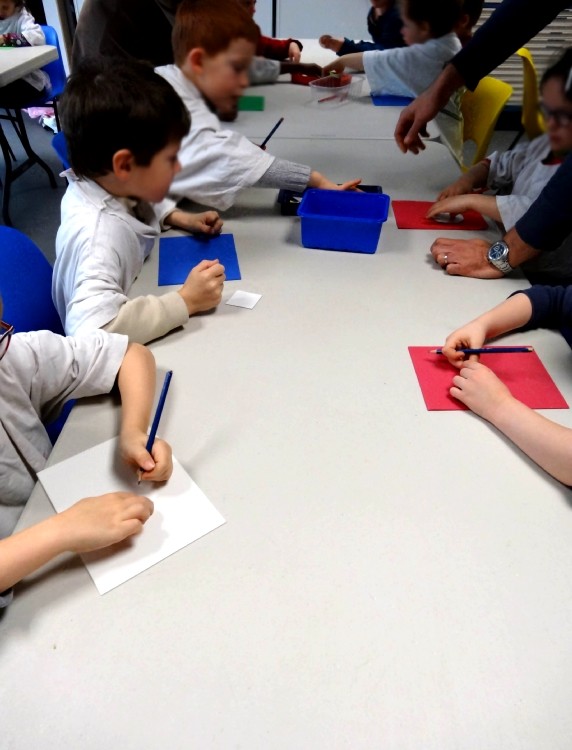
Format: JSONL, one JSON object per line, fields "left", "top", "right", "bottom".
{"left": 489, "top": 242, "right": 506, "bottom": 261}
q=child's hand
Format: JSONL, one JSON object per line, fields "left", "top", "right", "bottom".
{"left": 309, "top": 171, "right": 362, "bottom": 191}
{"left": 450, "top": 361, "right": 514, "bottom": 421}
{"left": 436, "top": 175, "right": 475, "bottom": 200}
{"left": 441, "top": 321, "right": 488, "bottom": 367}
{"left": 179, "top": 258, "right": 225, "bottom": 315}
{"left": 426, "top": 195, "right": 474, "bottom": 220}
{"left": 322, "top": 59, "right": 346, "bottom": 76}
{"left": 288, "top": 41, "right": 302, "bottom": 63}
{"left": 189, "top": 211, "right": 223, "bottom": 235}
{"left": 120, "top": 430, "right": 174, "bottom": 482}
{"left": 57, "top": 492, "right": 155, "bottom": 553}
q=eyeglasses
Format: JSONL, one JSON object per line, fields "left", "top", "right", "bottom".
{"left": 0, "top": 320, "right": 14, "bottom": 361}
{"left": 539, "top": 103, "right": 572, "bottom": 127}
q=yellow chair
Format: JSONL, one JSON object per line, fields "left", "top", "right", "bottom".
{"left": 508, "top": 47, "right": 547, "bottom": 149}
{"left": 460, "top": 75, "right": 513, "bottom": 171}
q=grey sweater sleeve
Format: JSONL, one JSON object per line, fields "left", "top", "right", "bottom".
{"left": 254, "top": 158, "right": 311, "bottom": 192}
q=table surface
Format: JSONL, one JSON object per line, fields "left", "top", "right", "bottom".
{"left": 3, "top": 135, "right": 572, "bottom": 749}
{"left": 0, "top": 45, "right": 57, "bottom": 87}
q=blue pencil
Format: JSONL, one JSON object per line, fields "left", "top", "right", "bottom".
{"left": 260, "top": 116, "right": 284, "bottom": 149}
{"left": 139, "top": 370, "right": 173, "bottom": 482}
{"left": 431, "top": 346, "right": 534, "bottom": 355}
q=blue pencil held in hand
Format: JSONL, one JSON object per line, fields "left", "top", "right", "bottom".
{"left": 138, "top": 370, "right": 173, "bottom": 483}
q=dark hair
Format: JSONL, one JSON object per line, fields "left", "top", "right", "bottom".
{"left": 60, "top": 59, "right": 190, "bottom": 179}
{"left": 541, "top": 47, "right": 572, "bottom": 101}
{"left": 399, "top": 0, "right": 463, "bottom": 38}
{"left": 172, "top": 0, "right": 259, "bottom": 66}
{"left": 461, "top": 0, "right": 483, "bottom": 27}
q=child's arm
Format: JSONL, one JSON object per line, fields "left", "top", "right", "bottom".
{"left": 163, "top": 208, "right": 223, "bottom": 236}
{"left": 436, "top": 160, "right": 490, "bottom": 200}
{"left": 442, "top": 292, "right": 533, "bottom": 367}
{"left": 0, "top": 492, "right": 154, "bottom": 594}
{"left": 451, "top": 361, "right": 572, "bottom": 486}
{"left": 116, "top": 343, "right": 173, "bottom": 483}
{"left": 426, "top": 194, "right": 501, "bottom": 223}
{"left": 323, "top": 53, "right": 365, "bottom": 75}
{"left": 308, "top": 171, "right": 362, "bottom": 191}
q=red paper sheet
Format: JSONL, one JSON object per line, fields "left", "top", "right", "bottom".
{"left": 408, "top": 346, "right": 569, "bottom": 411}
{"left": 393, "top": 201, "right": 488, "bottom": 230}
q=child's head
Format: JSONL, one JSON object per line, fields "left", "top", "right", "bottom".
{"left": 237, "top": 0, "right": 256, "bottom": 17}
{"left": 454, "top": 0, "right": 483, "bottom": 45}
{"left": 172, "top": 0, "right": 259, "bottom": 114}
{"left": 540, "top": 47, "right": 572, "bottom": 155}
{"left": 0, "top": 0, "right": 23, "bottom": 21}
{"left": 398, "top": 0, "right": 462, "bottom": 45}
{"left": 61, "top": 59, "right": 190, "bottom": 201}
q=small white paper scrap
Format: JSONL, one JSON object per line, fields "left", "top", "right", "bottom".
{"left": 226, "top": 290, "right": 262, "bottom": 309}
{"left": 37, "top": 438, "right": 225, "bottom": 595}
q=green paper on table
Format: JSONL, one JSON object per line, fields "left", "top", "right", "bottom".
{"left": 238, "top": 95, "right": 265, "bottom": 111}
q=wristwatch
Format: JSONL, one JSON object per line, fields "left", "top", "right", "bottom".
{"left": 487, "top": 240, "right": 513, "bottom": 275}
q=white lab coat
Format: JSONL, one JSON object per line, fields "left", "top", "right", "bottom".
{"left": 362, "top": 33, "right": 463, "bottom": 164}
{"left": 53, "top": 172, "right": 159, "bottom": 336}
{"left": 156, "top": 64, "right": 275, "bottom": 210}
{"left": 0, "top": 8, "right": 49, "bottom": 91}
{"left": 0, "top": 329, "right": 128, "bottom": 540}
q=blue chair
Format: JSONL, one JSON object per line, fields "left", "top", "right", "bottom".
{"left": 0, "top": 226, "right": 73, "bottom": 443}
{"left": 0, "top": 25, "right": 67, "bottom": 225}
{"left": 52, "top": 130, "right": 70, "bottom": 169}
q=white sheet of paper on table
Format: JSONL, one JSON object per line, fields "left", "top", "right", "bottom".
{"left": 37, "top": 438, "right": 225, "bottom": 595}
{"left": 226, "top": 290, "right": 262, "bottom": 309}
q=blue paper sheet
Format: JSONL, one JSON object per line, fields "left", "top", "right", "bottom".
{"left": 370, "top": 94, "right": 414, "bottom": 107}
{"left": 158, "top": 234, "right": 241, "bottom": 285}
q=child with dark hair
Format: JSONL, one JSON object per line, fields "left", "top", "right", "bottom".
{"left": 323, "top": 0, "right": 463, "bottom": 163}
{"left": 455, "top": 0, "right": 484, "bottom": 46}
{"left": 319, "top": 0, "right": 405, "bottom": 56}
{"left": 427, "top": 47, "right": 572, "bottom": 284}
{"left": 156, "top": 0, "right": 360, "bottom": 212}
{"left": 0, "top": 0, "right": 50, "bottom": 106}
{"left": 53, "top": 59, "right": 225, "bottom": 345}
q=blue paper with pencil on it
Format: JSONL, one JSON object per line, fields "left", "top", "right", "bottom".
{"left": 158, "top": 234, "right": 241, "bottom": 285}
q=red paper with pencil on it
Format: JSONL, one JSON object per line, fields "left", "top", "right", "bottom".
{"left": 408, "top": 346, "right": 569, "bottom": 411}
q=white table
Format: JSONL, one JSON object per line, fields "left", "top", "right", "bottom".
{"left": 3, "top": 139, "right": 572, "bottom": 750}
{"left": 0, "top": 45, "right": 57, "bottom": 87}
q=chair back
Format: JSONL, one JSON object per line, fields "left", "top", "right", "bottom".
{"left": 40, "top": 25, "right": 68, "bottom": 98}
{"left": 0, "top": 226, "right": 64, "bottom": 335}
{"left": 516, "top": 47, "right": 547, "bottom": 141}
{"left": 52, "top": 131, "right": 70, "bottom": 169}
{"left": 460, "top": 76, "right": 513, "bottom": 170}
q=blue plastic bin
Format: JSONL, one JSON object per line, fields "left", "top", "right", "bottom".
{"left": 297, "top": 189, "right": 390, "bottom": 253}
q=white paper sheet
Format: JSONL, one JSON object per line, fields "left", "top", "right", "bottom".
{"left": 226, "top": 290, "right": 262, "bottom": 309}
{"left": 37, "top": 438, "right": 225, "bottom": 594}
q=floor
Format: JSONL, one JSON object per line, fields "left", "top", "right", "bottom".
{"left": 0, "top": 114, "right": 520, "bottom": 266}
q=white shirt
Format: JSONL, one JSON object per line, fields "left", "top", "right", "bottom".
{"left": 0, "top": 329, "right": 128, "bottom": 539}
{"left": 363, "top": 33, "right": 463, "bottom": 164}
{"left": 53, "top": 172, "right": 159, "bottom": 335}
{"left": 155, "top": 65, "right": 275, "bottom": 210}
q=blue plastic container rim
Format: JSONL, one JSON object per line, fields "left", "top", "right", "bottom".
{"left": 297, "top": 189, "right": 390, "bottom": 223}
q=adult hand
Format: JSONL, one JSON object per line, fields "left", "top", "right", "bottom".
{"left": 430, "top": 237, "right": 503, "bottom": 278}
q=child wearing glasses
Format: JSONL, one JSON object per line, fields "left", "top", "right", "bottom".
{"left": 427, "top": 47, "right": 572, "bottom": 284}
{"left": 0, "top": 300, "right": 172, "bottom": 608}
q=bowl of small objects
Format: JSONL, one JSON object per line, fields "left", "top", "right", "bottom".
{"left": 309, "top": 74, "right": 353, "bottom": 106}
